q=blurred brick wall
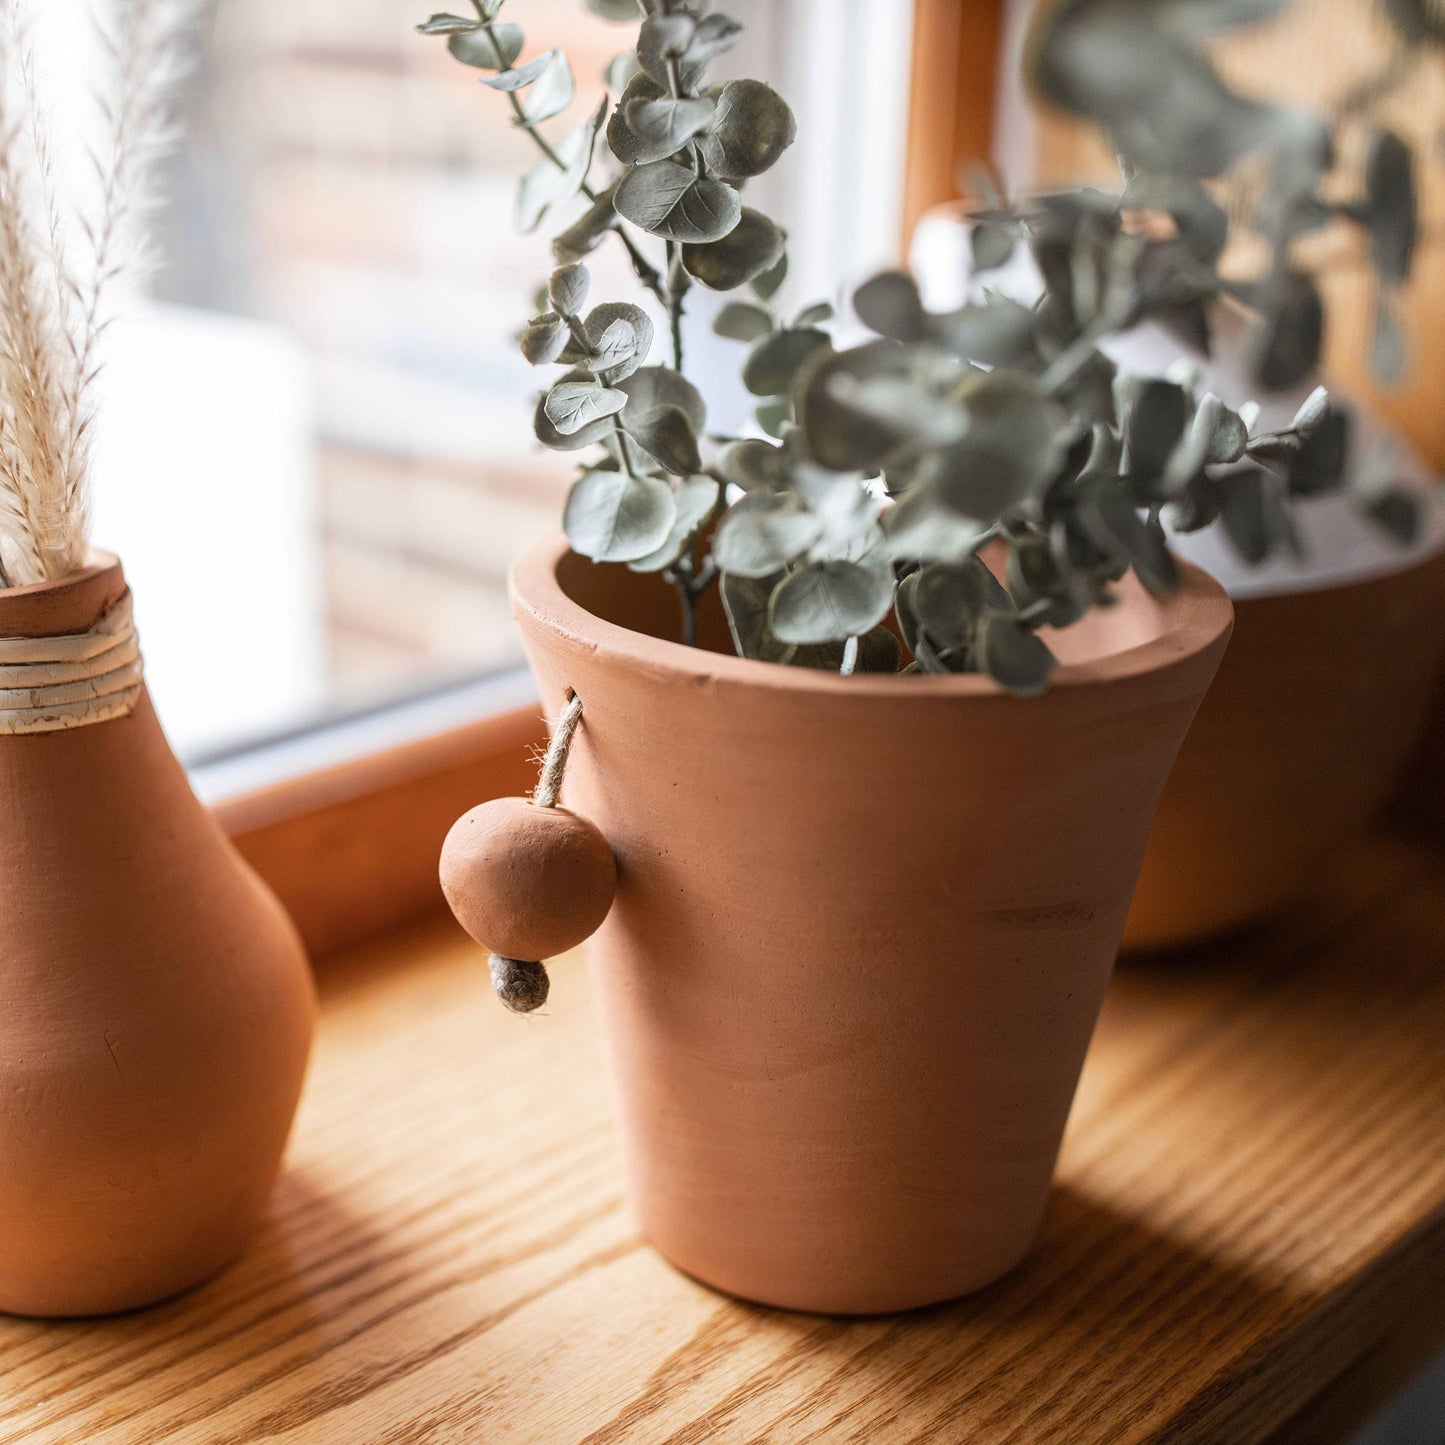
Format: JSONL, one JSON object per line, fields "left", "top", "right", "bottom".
{"left": 172, "top": 0, "right": 631, "bottom": 706}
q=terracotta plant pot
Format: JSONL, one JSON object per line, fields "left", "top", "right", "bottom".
{"left": 0, "top": 557, "right": 315, "bottom": 1317}
{"left": 509, "top": 535, "right": 1232, "bottom": 1314}
{"left": 1124, "top": 545, "right": 1445, "bottom": 952}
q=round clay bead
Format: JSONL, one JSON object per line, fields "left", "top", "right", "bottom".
{"left": 440, "top": 796, "right": 617, "bottom": 961}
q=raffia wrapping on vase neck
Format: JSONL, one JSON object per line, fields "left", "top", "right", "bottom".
{"left": 0, "top": 590, "right": 143, "bottom": 734}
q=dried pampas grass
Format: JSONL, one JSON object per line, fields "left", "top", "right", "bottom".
{"left": 0, "top": 0, "right": 195, "bottom": 589}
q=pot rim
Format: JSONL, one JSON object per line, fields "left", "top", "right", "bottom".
{"left": 512, "top": 532, "right": 1234, "bottom": 699}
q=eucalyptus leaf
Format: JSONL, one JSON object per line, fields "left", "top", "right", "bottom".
{"left": 1292, "top": 385, "right": 1330, "bottom": 436}
{"left": 516, "top": 97, "right": 604, "bottom": 232}
{"left": 977, "top": 615, "right": 1057, "bottom": 697}
{"left": 618, "top": 365, "right": 707, "bottom": 433}
{"left": 743, "top": 327, "right": 831, "bottom": 398}
{"left": 448, "top": 24, "right": 523, "bottom": 70}
{"left": 1079, "top": 484, "right": 1179, "bottom": 595}
{"left": 682, "top": 208, "right": 785, "bottom": 291}
{"left": 533, "top": 377, "right": 615, "bottom": 451}
{"left": 688, "top": 13, "right": 746, "bottom": 65}
{"left": 853, "top": 627, "right": 903, "bottom": 674}
{"left": 722, "top": 571, "right": 794, "bottom": 663}
{"left": 625, "top": 404, "right": 703, "bottom": 475}
{"left": 1218, "top": 468, "right": 1293, "bottom": 564}
{"left": 630, "top": 475, "right": 722, "bottom": 572}
{"left": 480, "top": 49, "right": 554, "bottom": 92}
{"left": 714, "top": 493, "right": 824, "bottom": 577}
{"left": 553, "top": 188, "right": 618, "bottom": 260}
{"left": 798, "top": 341, "right": 913, "bottom": 472}
{"left": 565, "top": 470, "right": 678, "bottom": 563}
{"left": 548, "top": 263, "right": 589, "bottom": 317}
{"left": 607, "top": 74, "right": 669, "bottom": 166}
{"left": 971, "top": 222, "right": 1016, "bottom": 272}
{"left": 566, "top": 300, "right": 655, "bottom": 380}
{"left": 881, "top": 487, "right": 989, "bottom": 562}
{"left": 794, "top": 301, "right": 834, "bottom": 328}
{"left": 417, "top": 14, "right": 481, "bottom": 35}
{"left": 932, "top": 371, "right": 1065, "bottom": 521}
{"left": 913, "top": 558, "right": 998, "bottom": 648}
{"left": 1124, "top": 380, "right": 1189, "bottom": 479}
{"left": 1371, "top": 290, "right": 1408, "bottom": 386}
{"left": 615, "top": 160, "right": 742, "bottom": 243}
{"left": 853, "top": 271, "right": 927, "bottom": 343}
{"left": 931, "top": 296, "right": 1037, "bottom": 366}
{"left": 626, "top": 96, "right": 716, "bottom": 157}
{"left": 751, "top": 248, "right": 788, "bottom": 302}
{"left": 1199, "top": 393, "right": 1249, "bottom": 465}
{"left": 715, "top": 437, "right": 789, "bottom": 492}
{"left": 1251, "top": 270, "right": 1324, "bottom": 391}
{"left": 1364, "top": 128, "right": 1418, "bottom": 285}
{"left": 714, "top": 300, "right": 774, "bottom": 342}
{"left": 1286, "top": 410, "right": 1349, "bottom": 497}
{"left": 521, "top": 313, "right": 568, "bottom": 365}
{"left": 520, "top": 49, "right": 575, "bottom": 124}
{"left": 769, "top": 559, "right": 894, "bottom": 645}
{"left": 544, "top": 381, "right": 628, "bottom": 435}
{"left": 604, "top": 52, "right": 641, "bottom": 90}
{"left": 637, "top": 15, "right": 698, "bottom": 85}
{"left": 587, "top": 0, "right": 641, "bottom": 20}
{"left": 756, "top": 399, "right": 791, "bottom": 438}
{"left": 1364, "top": 487, "right": 1423, "bottom": 545}
{"left": 695, "top": 79, "right": 798, "bottom": 180}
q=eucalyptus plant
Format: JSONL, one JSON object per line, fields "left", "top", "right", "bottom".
{"left": 417, "top": 0, "right": 1431, "bottom": 695}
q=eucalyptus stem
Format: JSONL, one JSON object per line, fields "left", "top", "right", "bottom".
{"left": 477, "top": 9, "right": 666, "bottom": 309}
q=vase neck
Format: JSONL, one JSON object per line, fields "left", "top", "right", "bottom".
{"left": 0, "top": 557, "right": 143, "bottom": 735}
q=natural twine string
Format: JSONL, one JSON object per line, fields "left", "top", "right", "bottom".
{"left": 0, "top": 591, "right": 143, "bottom": 735}
{"left": 492, "top": 690, "right": 585, "bottom": 1015}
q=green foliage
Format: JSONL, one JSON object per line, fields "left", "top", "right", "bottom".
{"left": 416, "top": 0, "right": 1436, "bottom": 695}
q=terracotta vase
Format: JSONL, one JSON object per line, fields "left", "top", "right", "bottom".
{"left": 0, "top": 556, "right": 315, "bottom": 1317}
{"left": 510, "top": 535, "right": 1232, "bottom": 1314}
{"left": 1123, "top": 545, "right": 1445, "bottom": 952}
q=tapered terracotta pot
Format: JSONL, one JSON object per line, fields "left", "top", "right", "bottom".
{"left": 511, "top": 535, "right": 1232, "bottom": 1314}
{"left": 1124, "top": 545, "right": 1445, "bottom": 952}
{"left": 0, "top": 556, "right": 315, "bottom": 1317}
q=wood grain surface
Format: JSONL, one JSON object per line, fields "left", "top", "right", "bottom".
{"left": 1, "top": 836, "right": 1442, "bottom": 1443}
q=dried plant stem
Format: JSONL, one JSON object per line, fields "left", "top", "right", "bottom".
{"left": 0, "top": 7, "right": 79, "bottom": 582}
{"left": 0, "top": 0, "right": 193, "bottom": 588}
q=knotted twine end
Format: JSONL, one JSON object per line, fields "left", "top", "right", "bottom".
{"left": 494, "top": 690, "right": 584, "bottom": 1014}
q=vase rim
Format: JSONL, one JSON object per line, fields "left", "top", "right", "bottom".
{"left": 0, "top": 551, "right": 126, "bottom": 639}
{"left": 511, "top": 533, "right": 1235, "bottom": 700}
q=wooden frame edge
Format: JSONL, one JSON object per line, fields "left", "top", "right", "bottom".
{"left": 903, "top": 0, "right": 1005, "bottom": 242}
{"left": 216, "top": 705, "right": 545, "bottom": 960}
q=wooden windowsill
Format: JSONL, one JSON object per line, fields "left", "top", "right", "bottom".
{"left": 4, "top": 834, "right": 1441, "bottom": 1442}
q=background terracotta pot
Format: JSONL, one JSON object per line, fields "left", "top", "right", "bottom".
{"left": 0, "top": 558, "right": 315, "bottom": 1317}
{"left": 1124, "top": 545, "right": 1445, "bottom": 953}
{"left": 510, "top": 535, "right": 1232, "bottom": 1314}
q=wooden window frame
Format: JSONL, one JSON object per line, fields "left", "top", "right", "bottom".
{"left": 902, "top": 0, "right": 1005, "bottom": 238}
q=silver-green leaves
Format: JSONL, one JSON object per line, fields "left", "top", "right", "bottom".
{"left": 447, "top": 25, "right": 522, "bottom": 69}
{"left": 769, "top": 559, "right": 894, "bottom": 646}
{"left": 418, "top": 0, "right": 1420, "bottom": 694}
{"left": 564, "top": 471, "right": 677, "bottom": 564}
{"left": 614, "top": 161, "right": 741, "bottom": 243}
